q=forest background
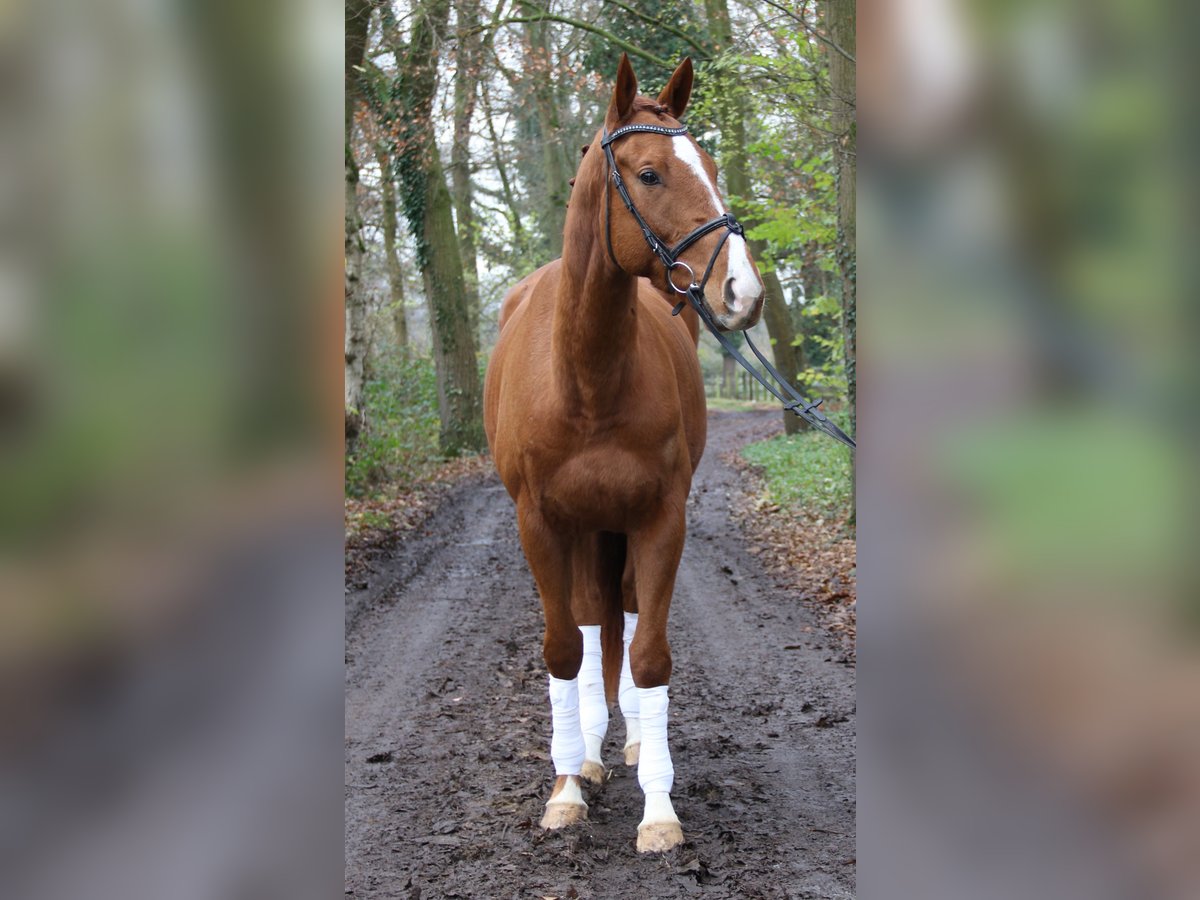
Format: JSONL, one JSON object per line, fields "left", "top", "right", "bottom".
{"left": 343, "top": 0, "right": 856, "bottom": 516}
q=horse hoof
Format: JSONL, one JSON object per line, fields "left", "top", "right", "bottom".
{"left": 540, "top": 802, "right": 588, "bottom": 830}
{"left": 581, "top": 760, "right": 605, "bottom": 784}
{"left": 637, "top": 820, "right": 684, "bottom": 853}
{"left": 624, "top": 743, "right": 640, "bottom": 765}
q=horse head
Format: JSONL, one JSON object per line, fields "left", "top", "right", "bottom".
{"left": 594, "top": 54, "right": 765, "bottom": 332}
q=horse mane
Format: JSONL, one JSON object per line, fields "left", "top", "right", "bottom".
{"left": 628, "top": 96, "right": 672, "bottom": 119}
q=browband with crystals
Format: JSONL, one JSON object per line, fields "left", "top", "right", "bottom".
{"left": 600, "top": 123, "right": 690, "bottom": 147}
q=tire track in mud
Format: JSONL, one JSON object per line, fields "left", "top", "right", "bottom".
{"left": 345, "top": 410, "right": 856, "bottom": 899}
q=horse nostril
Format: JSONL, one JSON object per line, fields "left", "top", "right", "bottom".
{"left": 723, "top": 276, "right": 739, "bottom": 312}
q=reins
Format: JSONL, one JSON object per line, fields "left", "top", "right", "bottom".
{"left": 600, "top": 123, "right": 857, "bottom": 451}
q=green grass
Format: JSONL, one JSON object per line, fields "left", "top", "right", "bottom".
{"left": 705, "top": 395, "right": 778, "bottom": 412}
{"left": 741, "top": 421, "right": 854, "bottom": 519}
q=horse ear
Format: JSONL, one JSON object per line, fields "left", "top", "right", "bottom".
{"left": 606, "top": 53, "right": 638, "bottom": 128}
{"left": 657, "top": 57, "right": 693, "bottom": 119}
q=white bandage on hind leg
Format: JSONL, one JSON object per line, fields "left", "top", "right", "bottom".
{"left": 619, "top": 612, "right": 641, "bottom": 747}
{"left": 577, "top": 625, "right": 608, "bottom": 763}
{"left": 636, "top": 684, "right": 673, "bottom": 795}
{"left": 547, "top": 675, "right": 585, "bottom": 776}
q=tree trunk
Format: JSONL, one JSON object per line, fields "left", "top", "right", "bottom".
{"left": 344, "top": 0, "right": 373, "bottom": 452}
{"left": 521, "top": 3, "right": 571, "bottom": 260}
{"left": 394, "top": 0, "right": 485, "bottom": 455}
{"left": 800, "top": 242, "right": 828, "bottom": 305}
{"left": 704, "top": 0, "right": 806, "bottom": 434}
{"left": 760, "top": 266, "right": 806, "bottom": 391}
{"left": 423, "top": 166, "right": 485, "bottom": 453}
{"left": 374, "top": 140, "right": 409, "bottom": 357}
{"left": 722, "top": 352, "right": 736, "bottom": 398}
{"left": 452, "top": 0, "right": 482, "bottom": 340}
{"left": 823, "top": 0, "right": 856, "bottom": 520}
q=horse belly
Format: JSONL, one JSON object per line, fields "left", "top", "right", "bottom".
{"left": 540, "top": 447, "right": 668, "bottom": 532}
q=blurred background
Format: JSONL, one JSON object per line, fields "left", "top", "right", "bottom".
{"left": 859, "top": 0, "right": 1199, "bottom": 897}
{"left": 3, "top": 0, "right": 1198, "bottom": 895}
{"left": 1, "top": 0, "right": 343, "bottom": 897}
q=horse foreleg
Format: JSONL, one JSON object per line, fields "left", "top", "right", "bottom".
{"left": 517, "top": 503, "right": 587, "bottom": 829}
{"left": 628, "top": 506, "right": 686, "bottom": 853}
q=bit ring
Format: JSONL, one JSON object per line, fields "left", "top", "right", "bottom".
{"left": 667, "top": 260, "right": 696, "bottom": 295}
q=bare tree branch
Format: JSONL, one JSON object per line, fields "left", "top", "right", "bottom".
{"left": 747, "top": 0, "right": 855, "bottom": 64}
{"left": 471, "top": 9, "right": 674, "bottom": 70}
{"left": 602, "top": 0, "right": 710, "bottom": 58}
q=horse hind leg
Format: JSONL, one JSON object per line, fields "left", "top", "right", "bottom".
{"left": 572, "top": 533, "right": 625, "bottom": 784}
{"left": 619, "top": 549, "right": 641, "bottom": 765}
{"left": 577, "top": 623, "right": 607, "bottom": 784}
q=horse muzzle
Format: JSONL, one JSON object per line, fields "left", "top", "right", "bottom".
{"left": 715, "top": 278, "right": 765, "bottom": 331}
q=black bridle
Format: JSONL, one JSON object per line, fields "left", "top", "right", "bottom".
{"left": 600, "top": 123, "right": 857, "bottom": 451}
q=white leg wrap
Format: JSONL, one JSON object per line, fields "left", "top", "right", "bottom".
{"left": 547, "top": 675, "right": 585, "bottom": 776}
{"left": 577, "top": 625, "right": 608, "bottom": 763}
{"left": 619, "top": 612, "right": 640, "bottom": 747}
{"left": 636, "top": 684, "right": 673, "bottom": 795}
{"left": 553, "top": 777, "right": 584, "bottom": 807}
{"left": 640, "top": 790, "right": 679, "bottom": 828}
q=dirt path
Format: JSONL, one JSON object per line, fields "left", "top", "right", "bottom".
{"left": 345, "top": 410, "right": 856, "bottom": 899}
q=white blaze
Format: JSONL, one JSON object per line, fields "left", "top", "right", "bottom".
{"left": 671, "top": 135, "right": 723, "bottom": 213}
{"left": 671, "top": 135, "right": 760, "bottom": 312}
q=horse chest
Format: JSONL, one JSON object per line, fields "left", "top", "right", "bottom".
{"left": 531, "top": 433, "right": 679, "bottom": 530}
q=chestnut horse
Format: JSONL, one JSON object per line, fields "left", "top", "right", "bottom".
{"left": 483, "top": 55, "right": 764, "bottom": 852}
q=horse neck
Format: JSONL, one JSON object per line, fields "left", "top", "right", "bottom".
{"left": 551, "top": 174, "right": 639, "bottom": 417}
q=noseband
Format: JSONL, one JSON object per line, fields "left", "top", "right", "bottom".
{"left": 599, "top": 122, "right": 857, "bottom": 451}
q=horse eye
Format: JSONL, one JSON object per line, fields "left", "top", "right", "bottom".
{"left": 638, "top": 170, "right": 661, "bottom": 186}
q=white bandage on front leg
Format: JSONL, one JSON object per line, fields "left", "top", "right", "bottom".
{"left": 619, "top": 613, "right": 641, "bottom": 751}
{"left": 577, "top": 625, "right": 608, "bottom": 766}
{"left": 547, "top": 675, "right": 585, "bottom": 776}
{"left": 636, "top": 684, "right": 674, "bottom": 797}
{"left": 641, "top": 790, "right": 679, "bottom": 829}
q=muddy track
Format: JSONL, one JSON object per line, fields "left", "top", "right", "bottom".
{"left": 345, "top": 410, "right": 856, "bottom": 899}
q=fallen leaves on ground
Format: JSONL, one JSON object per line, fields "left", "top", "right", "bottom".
{"left": 345, "top": 454, "right": 493, "bottom": 582}
{"left": 725, "top": 450, "right": 857, "bottom": 654}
